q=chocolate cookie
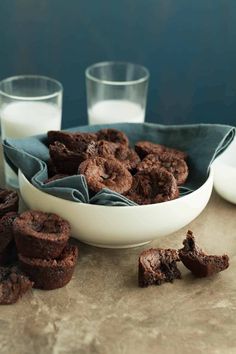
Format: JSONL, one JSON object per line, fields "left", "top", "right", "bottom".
{"left": 0, "top": 266, "right": 33, "bottom": 305}
{"left": 137, "top": 153, "right": 188, "bottom": 185}
{"left": 139, "top": 248, "right": 181, "bottom": 287}
{"left": 13, "top": 211, "right": 70, "bottom": 259}
{"left": 179, "top": 230, "right": 229, "bottom": 277}
{"left": 135, "top": 141, "right": 187, "bottom": 160}
{"left": 97, "top": 128, "right": 129, "bottom": 146}
{"left": 0, "top": 189, "right": 19, "bottom": 218}
{"left": 126, "top": 168, "right": 179, "bottom": 205}
{"left": 0, "top": 212, "right": 18, "bottom": 266}
{"left": 79, "top": 157, "right": 133, "bottom": 194}
{"left": 19, "top": 244, "right": 78, "bottom": 290}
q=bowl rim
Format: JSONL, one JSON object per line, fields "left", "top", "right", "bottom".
{"left": 19, "top": 169, "right": 213, "bottom": 210}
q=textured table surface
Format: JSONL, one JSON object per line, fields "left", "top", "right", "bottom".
{"left": 0, "top": 152, "right": 236, "bottom": 354}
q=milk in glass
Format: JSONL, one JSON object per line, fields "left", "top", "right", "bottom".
{"left": 88, "top": 100, "right": 144, "bottom": 125}
{"left": 1, "top": 101, "right": 61, "bottom": 187}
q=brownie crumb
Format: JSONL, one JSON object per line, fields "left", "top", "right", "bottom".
{"left": 138, "top": 248, "right": 181, "bottom": 287}
{"left": 0, "top": 266, "right": 33, "bottom": 305}
{"left": 179, "top": 230, "right": 229, "bottom": 277}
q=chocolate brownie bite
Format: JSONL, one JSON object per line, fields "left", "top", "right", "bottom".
{"left": 137, "top": 153, "right": 188, "bottom": 185}
{"left": 97, "top": 128, "right": 129, "bottom": 146}
{"left": 48, "top": 130, "right": 97, "bottom": 149}
{"left": 0, "top": 212, "right": 18, "bottom": 266}
{"left": 0, "top": 212, "right": 18, "bottom": 254}
{"left": 0, "top": 266, "right": 33, "bottom": 305}
{"left": 115, "top": 146, "right": 141, "bottom": 171}
{"left": 139, "top": 248, "right": 181, "bottom": 287}
{"left": 95, "top": 142, "right": 140, "bottom": 171}
{"left": 13, "top": 211, "right": 70, "bottom": 259}
{"left": 49, "top": 142, "right": 84, "bottom": 175}
{"left": 126, "top": 168, "right": 179, "bottom": 205}
{"left": 179, "top": 230, "right": 229, "bottom": 277}
{"left": 79, "top": 156, "right": 133, "bottom": 194}
{"left": 135, "top": 141, "right": 187, "bottom": 160}
{"left": 95, "top": 140, "right": 119, "bottom": 158}
{"left": 0, "top": 189, "right": 19, "bottom": 218}
{"left": 19, "top": 244, "right": 78, "bottom": 290}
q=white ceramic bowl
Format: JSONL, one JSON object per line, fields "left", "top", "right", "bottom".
{"left": 19, "top": 170, "right": 213, "bottom": 248}
{"left": 213, "top": 138, "right": 236, "bottom": 204}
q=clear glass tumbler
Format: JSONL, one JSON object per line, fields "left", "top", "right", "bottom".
{"left": 0, "top": 75, "right": 63, "bottom": 188}
{"left": 86, "top": 62, "right": 149, "bottom": 125}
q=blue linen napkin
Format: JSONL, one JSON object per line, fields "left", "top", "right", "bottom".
{"left": 3, "top": 123, "right": 235, "bottom": 206}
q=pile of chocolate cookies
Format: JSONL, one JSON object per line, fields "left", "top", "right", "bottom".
{"left": 0, "top": 188, "right": 78, "bottom": 305}
{"left": 138, "top": 230, "right": 229, "bottom": 287}
{"left": 47, "top": 128, "right": 189, "bottom": 205}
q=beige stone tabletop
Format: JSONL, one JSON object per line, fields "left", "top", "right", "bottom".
{"left": 0, "top": 153, "right": 236, "bottom": 354}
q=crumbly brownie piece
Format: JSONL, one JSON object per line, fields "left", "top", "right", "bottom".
{"left": 0, "top": 266, "right": 33, "bottom": 305}
{"left": 19, "top": 244, "right": 78, "bottom": 290}
{"left": 48, "top": 130, "right": 97, "bottom": 149}
{"left": 49, "top": 141, "right": 96, "bottom": 175}
{"left": 96, "top": 128, "right": 129, "bottom": 146}
{"left": 94, "top": 141, "right": 140, "bottom": 171}
{"left": 49, "top": 142, "right": 84, "bottom": 175}
{"left": 13, "top": 211, "right": 70, "bottom": 259}
{"left": 135, "top": 141, "right": 187, "bottom": 160}
{"left": 126, "top": 168, "right": 179, "bottom": 205}
{"left": 0, "top": 212, "right": 18, "bottom": 266}
{"left": 0, "top": 189, "right": 19, "bottom": 218}
{"left": 95, "top": 140, "right": 119, "bottom": 158}
{"left": 139, "top": 248, "right": 181, "bottom": 287}
{"left": 44, "top": 174, "right": 69, "bottom": 184}
{"left": 137, "top": 152, "right": 188, "bottom": 185}
{"left": 78, "top": 157, "right": 133, "bottom": 194}
{"left": 115, "top": 146, "right": 141, "bottom": 171}
{"left": 179, "top": 230, "right": 229, "bottom": 277}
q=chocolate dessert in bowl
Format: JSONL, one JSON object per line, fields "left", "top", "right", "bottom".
{"left": 4, "top": 123, "right": 234, "bottom": 248}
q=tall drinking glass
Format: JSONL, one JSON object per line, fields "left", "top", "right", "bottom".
{"left": 0, "top": 75, "right": 63, "bottom": 188}
{"left": 86, "top": 62, "right": 149, "bottom": 125}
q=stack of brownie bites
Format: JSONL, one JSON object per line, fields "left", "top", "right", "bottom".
{"left": 0, "top": 188, "right": 78, "bottom": 304}
{"left": 47, "top": 128, "right": 189, "bottom": 204}
{"left": 14, "top": 211, "right": 78, "bottom": 290}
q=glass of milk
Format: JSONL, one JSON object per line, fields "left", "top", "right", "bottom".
{"left": 0, "top": 75, "right": 63, "bottom": 188}
{"left": 85, "top": 62, "right": 149, "bottom": 125}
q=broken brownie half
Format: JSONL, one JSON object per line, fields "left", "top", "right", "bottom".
{"left": 179, "top": 230, "right": 229, "bottom": 278}
{"left": 138, "top": 248, "right": 181, "bottom": 287}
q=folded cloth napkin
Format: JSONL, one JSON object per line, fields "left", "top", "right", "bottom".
{"left": 3, "top": 123, "right": 235, "bottom": 206}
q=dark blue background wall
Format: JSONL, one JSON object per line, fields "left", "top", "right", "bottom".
{"left": 1, "top": 0, "right": 236, "bottom": 128}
